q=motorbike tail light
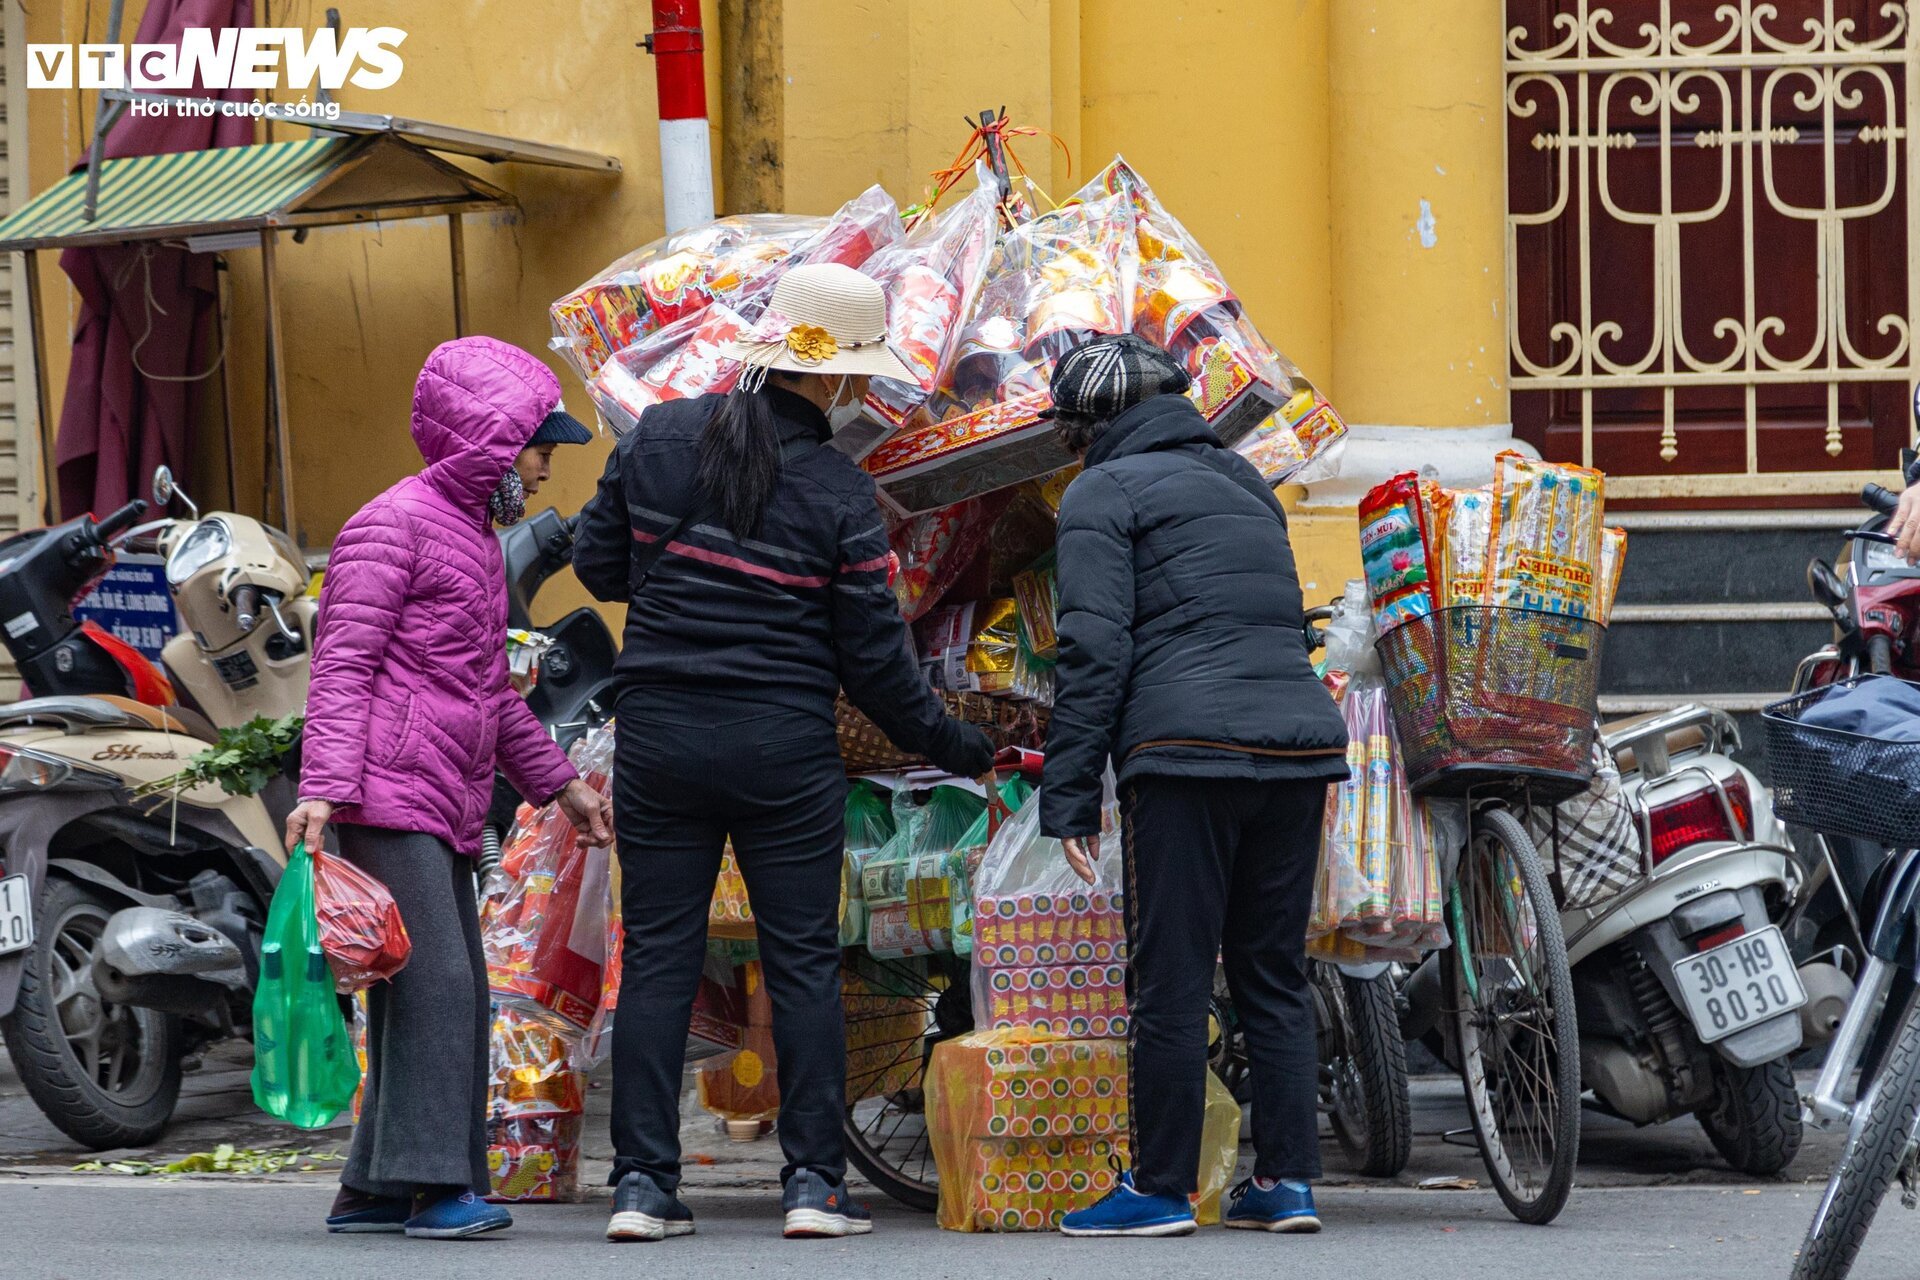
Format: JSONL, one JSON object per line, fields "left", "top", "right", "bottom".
{"left": 1648, "top": 776, "right": 1753, "bottom": 865}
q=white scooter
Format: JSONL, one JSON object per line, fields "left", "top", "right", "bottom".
{"left": 0, "top": 468, "right": 312, "bottom": 1149}
{"left": 1564, "top": 706, "right": 1850, "bottom": 1174}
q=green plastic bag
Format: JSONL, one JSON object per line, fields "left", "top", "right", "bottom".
{"left": 841, "top": 781, "right": 897, "bottom": 947}
{"left": 252, "top": 842, "right": 360, "bottom": 1128}
{"left": 862, "top": 784, "right": 990, "bottom": 958}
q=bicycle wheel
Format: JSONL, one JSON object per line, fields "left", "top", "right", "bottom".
{"left": 840, "top": 950, "right": 970, "bottom": 1211}
{"left": 1449, "top": 805, "right": 1580, "bottom": 1224}
{"left": 1314, "top": 961, "right": 1414, "bottom": 1177}
{"left": 1793, "top": 987, "right": 1920, "bottom": 1280}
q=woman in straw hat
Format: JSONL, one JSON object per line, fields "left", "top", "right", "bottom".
{"left": 572, "top": 262, "right": 994, "bottom": 1242}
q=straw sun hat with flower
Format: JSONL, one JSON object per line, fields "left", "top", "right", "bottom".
{"left": 722, "top": 262, "right": 916, "bottom": 391}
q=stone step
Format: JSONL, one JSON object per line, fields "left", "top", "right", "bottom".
{"left": 1610, "top": 509, "right": 1859, "bottom": 607}
{"left": 1599, "top": 603, "right": 1830, "bottom": 696}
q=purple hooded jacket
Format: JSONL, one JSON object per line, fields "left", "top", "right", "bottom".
{"left": 299, "top": 337, "right": 578, "bottom": 855}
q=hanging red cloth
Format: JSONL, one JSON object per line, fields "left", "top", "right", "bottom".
{"left": 53, "top": 0, "right": 255, "bottom": 520}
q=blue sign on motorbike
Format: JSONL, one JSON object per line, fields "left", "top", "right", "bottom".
{"left": 73, "top": 555, "right": 180, "bottom": 662}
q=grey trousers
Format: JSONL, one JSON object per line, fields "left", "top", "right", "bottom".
{"left": 336, "top": 824, "right": 490, "bottom": 1197}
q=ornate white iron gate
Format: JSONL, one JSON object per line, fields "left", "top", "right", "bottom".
{"left": 1506, "top": 2, "right": 1915, "bottom": 498}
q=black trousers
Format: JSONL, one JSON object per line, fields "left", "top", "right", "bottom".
{"left": 608, "top": 688, "right": 849, "bottom": 1191}
{"left": 1121, "top": 774, "right": 1327, "bottom": 1197}
{"left": 336, "top": 825, "right": 491, "bottom": 1197}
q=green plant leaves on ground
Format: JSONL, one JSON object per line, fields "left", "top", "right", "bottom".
{"left": 72, "top": 1145, "right": 344, "bottom": 1177}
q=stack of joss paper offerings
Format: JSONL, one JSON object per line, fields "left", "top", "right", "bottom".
{"left": 1307, "top": 585, "right": 1453, "bottom": 964}
{"left": 1357, "top": 453, "right": 1626, "bottom": 790}
{"left": 923, "top": 786, "right": 1237, "bottom": 1232}
{"left": 1359, "top": 452, "right": 1626, "bottom": 633}
{"left": 552, "top": 126, "right": 1348, "bottom": 514}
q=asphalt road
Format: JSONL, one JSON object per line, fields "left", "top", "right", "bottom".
{"left": 9, "top": 1042, "right": 1920, "bottom": 1279}
{"left": 8, "top": 1179, "right": 1920, "bottom": 1280}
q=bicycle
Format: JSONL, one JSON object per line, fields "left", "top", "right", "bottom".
{"left": 1376, "top": 604, "right": 1593, "bottom": 1224}
{"left": 1764, "top": 670, "right": 1920, "bottom": 1280}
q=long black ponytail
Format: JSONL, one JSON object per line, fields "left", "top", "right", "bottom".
{"left": 698, "top": 385, "right": 783, "bottom": 537}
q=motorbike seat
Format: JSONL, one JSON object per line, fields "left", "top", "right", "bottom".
{"left": 0, "top": 694, "right": 220, "bottom": 745}
{"left": 1603, "top": 710, "right": 1706, "bottom": 774}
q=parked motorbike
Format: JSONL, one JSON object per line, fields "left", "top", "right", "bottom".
{"left": 1777, "top": 472, "right": 1920, "bottom": 1280}
{"left": 0, "top": 468, "right": 309, "bottom": 1149}
{"left": 1563, "top": 706, "right": 1839, "bottom": 1174}
{"left": 480, "top": 508, "right": 618, "bottom": 874}
{"left": 0, "top": 496, "right": 173, "bottom": 704}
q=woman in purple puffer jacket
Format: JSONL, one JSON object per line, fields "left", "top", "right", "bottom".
{"left": 287, "top": 336, "right": 612, "bottom": 1240}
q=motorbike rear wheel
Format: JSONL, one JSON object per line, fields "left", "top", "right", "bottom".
{"left": 1313, "top": 961, "right": 1413, "bottom": 1177}
{"left": 0, "top": 878, "right": 183, "bottom": 1150}
{"left": 1792, "top": 987, "right": 1920, "bottom": 1280}
{"left": 1700, "top": 1057, "right": 1804, "bottom": 1177}
{"left": 1449, "top": 806, "right": 1581, "bottom": 1224}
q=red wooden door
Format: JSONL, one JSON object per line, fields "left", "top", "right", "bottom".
{"left": 1506, "top": 0, "right": 1913, "bottom": 496}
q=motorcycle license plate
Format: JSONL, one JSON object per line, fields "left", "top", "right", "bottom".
{"left": 0, "top": 874, "right": 32, "bottom": 956}
{"left": 1670, "top": 925, "right": 1804, "bottom": 1044}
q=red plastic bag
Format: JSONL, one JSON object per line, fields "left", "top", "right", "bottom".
{"left": 312, "top": 850, "right": 411, "bottom": 994}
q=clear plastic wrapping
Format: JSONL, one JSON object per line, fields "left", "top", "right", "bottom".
{"left": 480, "top": 724, "right": 617, "bottom": 1030}
{"left": 861, "top": 784, "right": 985, "bottom": 958}
{"left": 970, "top": 783, "right": 1128, "bottom": 1037}
{"left": 1308, "top": 672, "right": 1449, "bottom": 963}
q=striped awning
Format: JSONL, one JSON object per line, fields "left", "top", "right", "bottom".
{"left": 0, "top": 135, "right": 513, "bottom": 252}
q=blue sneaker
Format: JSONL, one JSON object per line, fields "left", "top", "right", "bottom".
{"left": 402, "top": 1190, "right": 512, "bottom": 1239}
{"left": 782, "top": 1170, "right": 873, "bottom": 1238}
{"left": 1225, "top": 1178, "right": 1322, "bottom": 1233}
{"left": 325, "top": 1192, "right": 410, "bottom": 1233}
{"left": 1059, "top": 1170, "right": 1197, "bottom": 1238}
{"left": 607, "top": 1172, "right": 695, "bottom": 1242}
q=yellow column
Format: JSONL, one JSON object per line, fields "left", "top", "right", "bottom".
{"left": 1288, "top": 0, "right": 1515, "bottom": 600}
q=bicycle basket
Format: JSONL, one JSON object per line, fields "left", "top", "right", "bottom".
{"left": 1762, "top": 676, "right": 1920, "bottom": 847}
{"left": 1374, "top": 606, "right": 1604, "bottom": 804}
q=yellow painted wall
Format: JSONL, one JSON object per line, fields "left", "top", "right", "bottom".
{"left": 18, "top": 0, "right": 1505, "bottom": 613}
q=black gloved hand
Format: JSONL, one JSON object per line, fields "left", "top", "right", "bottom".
{"left": 934, "top": 720, "right": 995, "bottom": 780}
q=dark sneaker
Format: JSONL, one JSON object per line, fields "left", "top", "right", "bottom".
{"left": 1225, "top": 1178, "right": 1322, "bottom": 1233}
{"left": 402, "top": 1190, "right": 512, "bottom": 1239}
{"left": 1059, "top": 1170, "right": 1197, "bottom": 1238}
{"left": 325, "top": 1191, "right": 410, "bottom": 1233}
{"left": 607, "top": 1171, "right": 696, "bottom": 1242}
{"left": 782, "top": 1169, "right": 873, "bottom": 1238}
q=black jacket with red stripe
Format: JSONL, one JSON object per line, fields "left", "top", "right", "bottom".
{"left": 571, "top": 387, "right": 991, "bottom": 778}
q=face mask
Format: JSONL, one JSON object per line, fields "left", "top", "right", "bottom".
{"left": 488, "top": 467, "right": 526, "bottom": 527}
{"left": 825, "top": 375, "right": 865, "bottom": 434}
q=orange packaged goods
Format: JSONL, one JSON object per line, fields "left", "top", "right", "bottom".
{"left": 925, "top": 1030, "right": 1240, "bottom": 1232}
{"left": 697, "top": 960, "right": 780, "bottom": 1122}
{"left": 709, "top": 844, "right": 756, "bottom": 940}
{"left": 1598, "top": 526, "right": 1628, "bottom": 624}
{"left": 852, "top": 174, "right": 1002, "bottom": 444}
{"left": 1359, "top": 473, "right": 1441, "bottom": 634}
{"left": 482, "top": 725, "right": 617, "bottom": 1030}
{"left": 555, "top": 185, "right": 901, "bottom": 410}
{"left": 1486, "top": 451, "right": 1607, "bottom": 619}
{"left": 312, "top": 849, "right": 410, "bottom": 994}
{"left": 487, "top": 1112, "right": 582, "bottom": 1203}
{"left": 486, "top": 1003, "right": 586, "bottom": 1118}
{"left": 863, "top": 390, "right": 1062, "bottom": 517}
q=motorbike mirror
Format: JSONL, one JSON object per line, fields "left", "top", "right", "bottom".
{"left": 151, "top": 465, "right": 199, "bottom": 521}
{"left": 1807, "top": 557, "right": 1848, "bottom": 607}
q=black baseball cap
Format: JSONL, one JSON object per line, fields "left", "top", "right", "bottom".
{"left": 528, "top": 405, "right": 595, "bottom": 446}
{"left": 1038, "top": 333, "right": 1191, "bottom": 420}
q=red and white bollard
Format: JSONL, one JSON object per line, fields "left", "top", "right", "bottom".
{"left": 644, "top": 0, "right": 715, "bottom": 233}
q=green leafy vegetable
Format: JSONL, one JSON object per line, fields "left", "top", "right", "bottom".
{"left": 133, "top": 713, "right": 304, "bottom": 801}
